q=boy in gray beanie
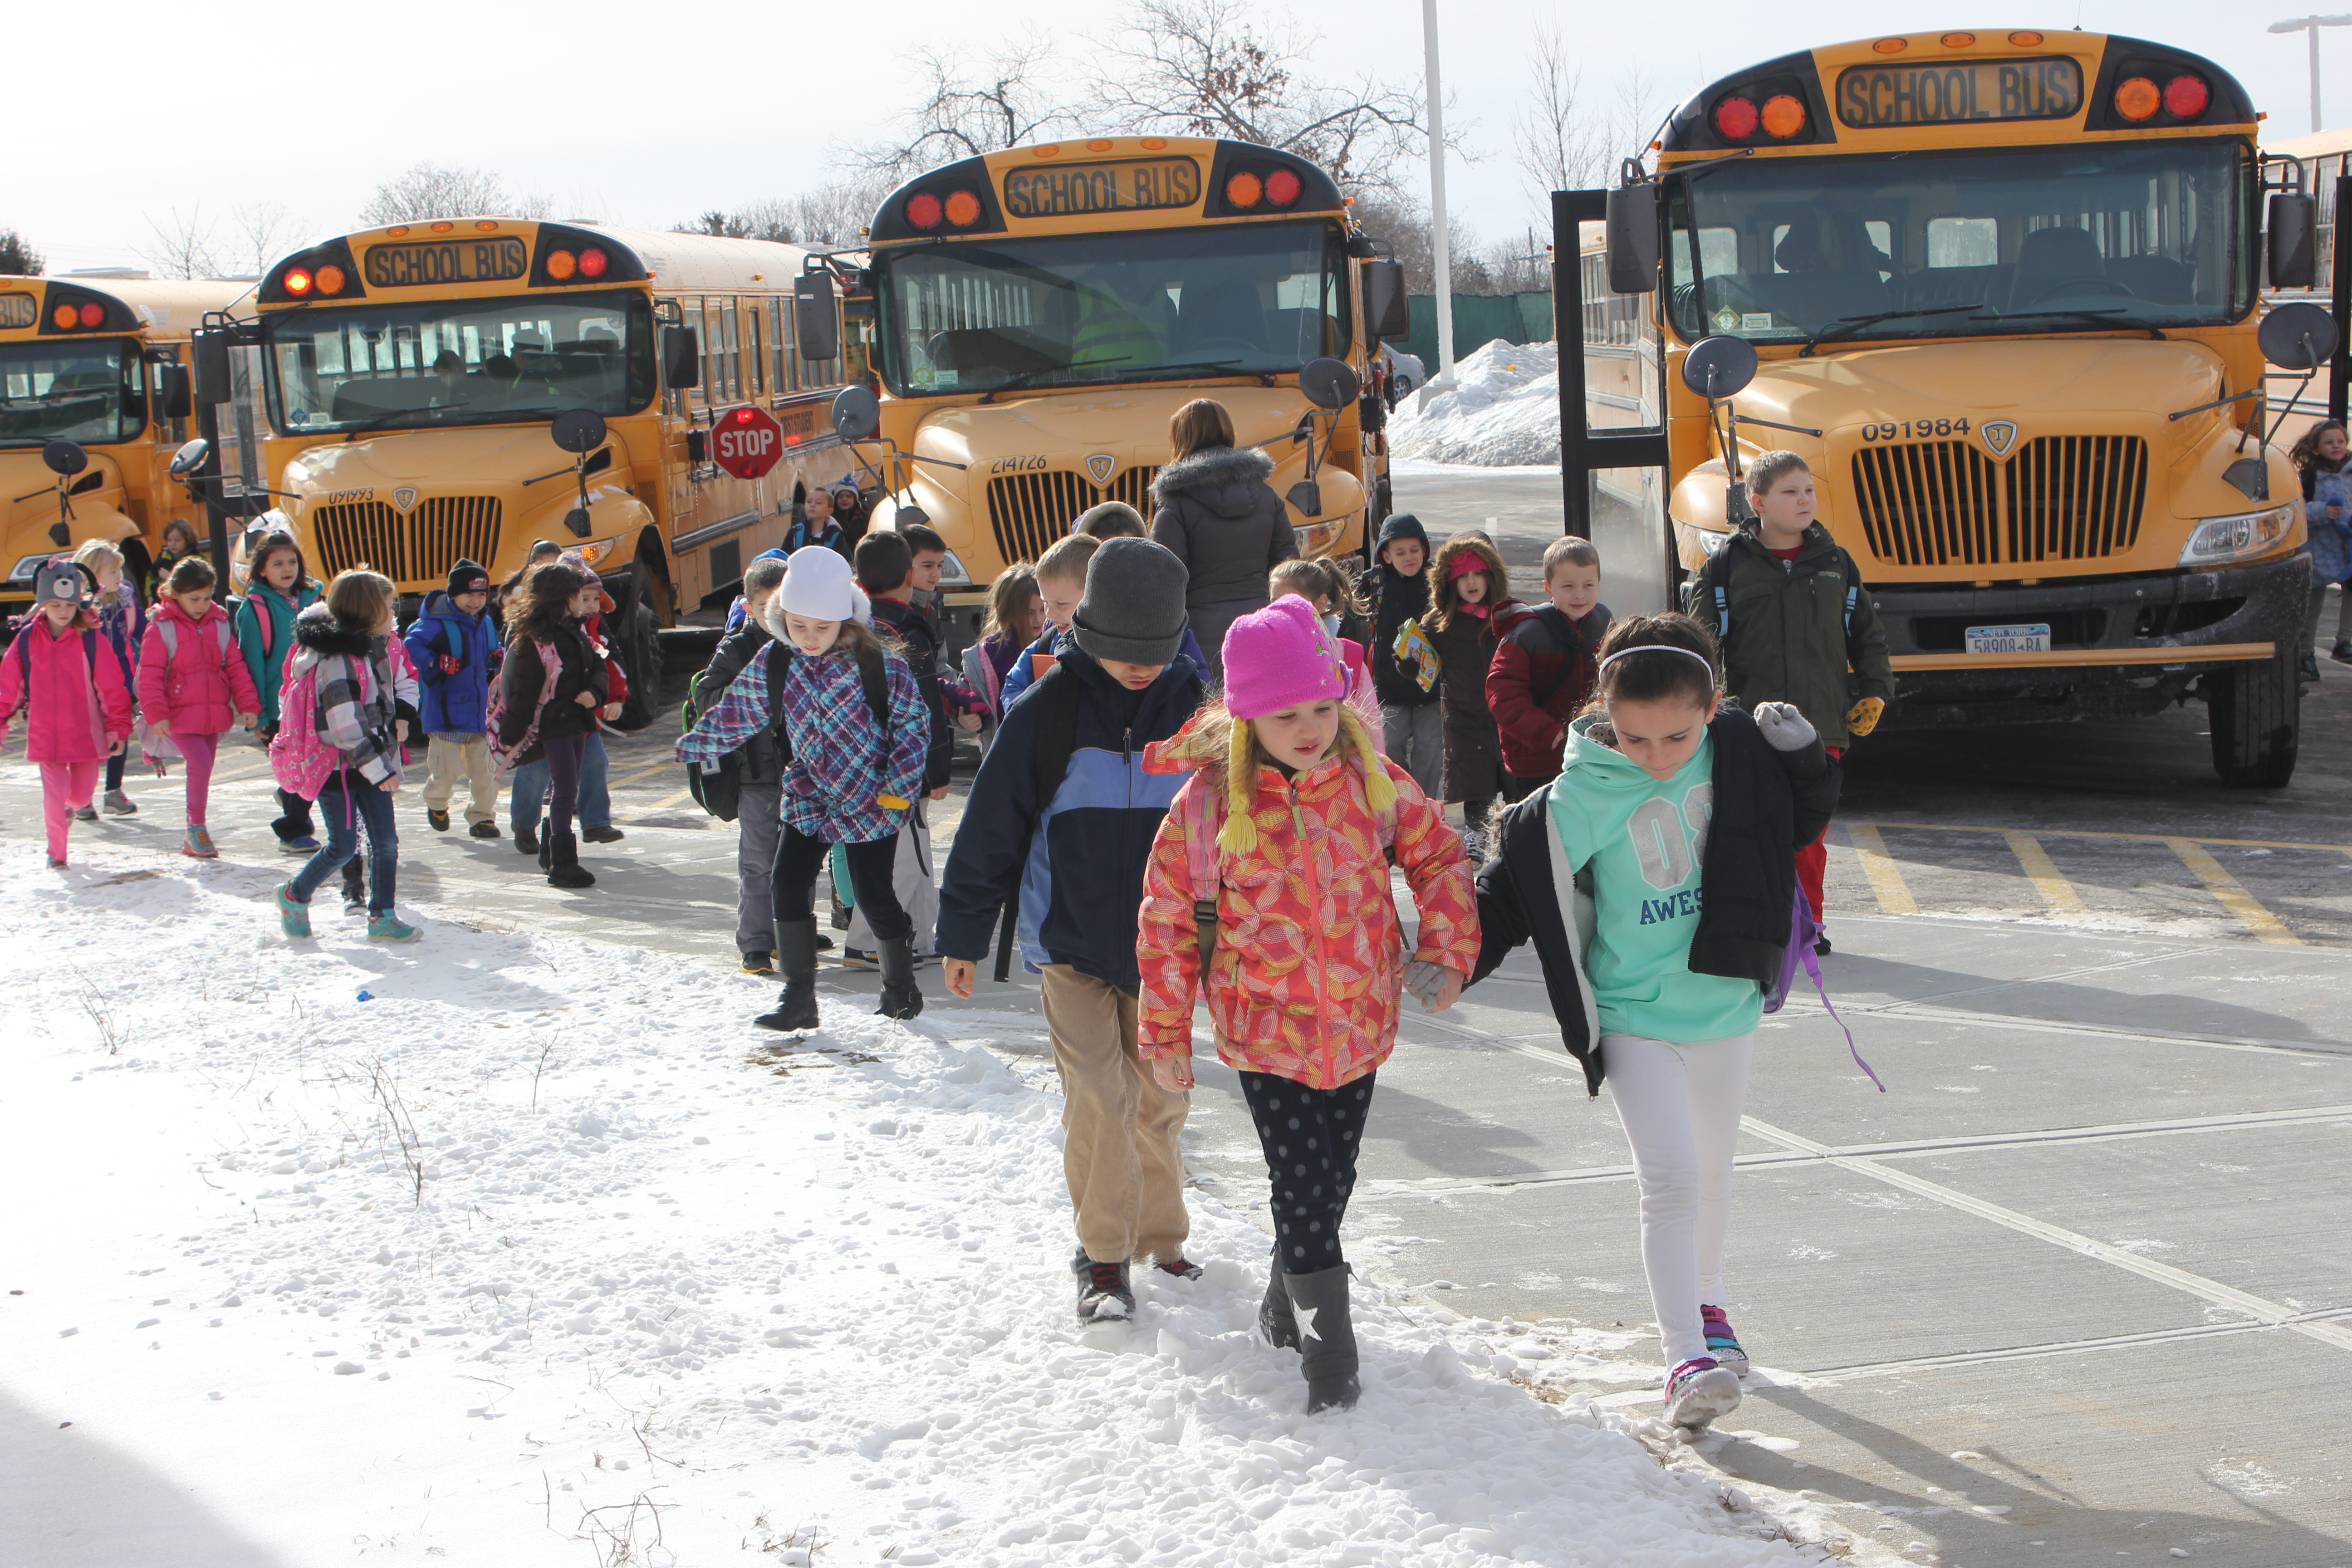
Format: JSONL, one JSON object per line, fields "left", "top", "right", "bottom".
{"left": 937, "top": 537, "right": 1210, "bottom": 1325}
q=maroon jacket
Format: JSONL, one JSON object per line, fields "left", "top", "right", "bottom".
{"left": 1485, "top": 602, "right": 1610, "bottom": 781}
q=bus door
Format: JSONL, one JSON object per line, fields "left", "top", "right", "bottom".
{"left": 1553, "top": 188, "right": 1673, "bottom": 615}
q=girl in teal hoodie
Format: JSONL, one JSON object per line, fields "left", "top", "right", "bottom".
{"left": 233, "top": 529, "right": 326, "bottom": 850}
{"left": 1468, "top": 613, "right": 1838, "bottom": 1434}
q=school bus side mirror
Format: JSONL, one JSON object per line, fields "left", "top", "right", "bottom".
{"left": 168, "top": 437, "right": 209, "bottom": 478}
{"left": 2269, "top": 194, "right": 2318, "bottom": 290}
{"left": 1362, "top": 260, "right": 1411, "bottom": 339}
{"left": 662, "top": 324, "right": 700, "bottom": 390}
{"left": 154, "top": 362, "right": 192, "bottom": 419}
{"left": 796, "top": 274, "right": 842, "bottom": 363}
{"left": 832, "top": 385, "right": 881, "bottom": 441}
{"left": 190, "top": 328, "right": 234, "bottom": 407}
{"left": 1605, "top": 184, "right": 1660, "bottom": 295}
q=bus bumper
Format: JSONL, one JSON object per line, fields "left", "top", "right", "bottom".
{"left": 1875, "top": 551, "right": 2309, "bottom": 728}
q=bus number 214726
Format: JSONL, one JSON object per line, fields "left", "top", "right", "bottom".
{"left": 1861, "top": 418, "right": 1970, "bottom": 441}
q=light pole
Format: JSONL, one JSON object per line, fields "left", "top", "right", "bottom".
{"left": 2270, "top": 15, "right": 2352, "bottom": 134}
{"left": 1419, "top": 0, "right": 1455, "bottom": 409}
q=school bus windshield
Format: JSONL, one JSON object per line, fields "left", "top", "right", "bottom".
{"left": 873, "top": 220, "right": 1350, "bottom": 397}
{"left": 0, "top": 339, "right": 142, "bottom": 446}
{"left": 1666, "top": 138, "right": 2253, "bottom": 346}
{"left": 261, "top": 290, "right": 655, "bottom": 435}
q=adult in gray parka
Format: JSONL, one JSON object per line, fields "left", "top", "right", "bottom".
{"left": 1149, "top": 398, "right": 1297, "bottom": 683}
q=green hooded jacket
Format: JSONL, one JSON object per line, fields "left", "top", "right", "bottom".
{"left": 1686, "top": 524, "right": 1894, "bottom": 749}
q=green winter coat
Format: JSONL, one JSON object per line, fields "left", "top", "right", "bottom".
{"left": 1686, "top": 524, "right": 1894, "bottom": 750}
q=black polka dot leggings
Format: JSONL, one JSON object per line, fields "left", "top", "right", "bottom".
{"left": 1237, "top": 1068, "right": 1377, "bottom": 1273}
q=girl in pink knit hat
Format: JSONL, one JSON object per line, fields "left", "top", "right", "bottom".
{"left": 1136, "top": 595, "right": 1480, "bottom": 1414}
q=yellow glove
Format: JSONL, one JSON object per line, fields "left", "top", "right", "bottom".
{"left": 1844, "top": 696, "right": 1885, "bottom": 738}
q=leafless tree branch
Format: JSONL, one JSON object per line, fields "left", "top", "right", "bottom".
{"left": 358, "top": 163, "right": 550, "bottom": 227}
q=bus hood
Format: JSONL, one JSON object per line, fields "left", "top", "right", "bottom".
{"left": 0, "top": 450, "right": 137, "bottom": 591}
{"left": 1743, "top": 337, "right": 2227, "bottom": 439}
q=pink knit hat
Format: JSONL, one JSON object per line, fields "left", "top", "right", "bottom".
{"left": 1220, "top": 595, "right": 1349, "bottom": 720}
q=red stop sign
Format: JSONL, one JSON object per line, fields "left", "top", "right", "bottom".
{"left": 711, "top": 404, "right": 784, "bottom": 480}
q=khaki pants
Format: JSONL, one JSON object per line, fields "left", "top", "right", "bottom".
{"left": 423, "top": 734, "right": 497, "bottom": 823}
{"left": 1040, "top": 965, "right": 1191, "bottom": 1264}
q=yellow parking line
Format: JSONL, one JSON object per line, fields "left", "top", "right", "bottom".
{"left": 1846, "top": 823, "right": 1918, "bottom": 915}
{"left": 2165, "top": 838, "right": 2302, "bottom": 945}
{"left": 608, "top": 759, "right": 680, "bottom": 789}
{"left": 2002, "top": 830, "right": 2089, "bottom": 916}
{"left": 635, "top": 789, "right": 696, "bottom": 815}
{"left": 1849, "top": 820, "right": 2352, "bottom": 856}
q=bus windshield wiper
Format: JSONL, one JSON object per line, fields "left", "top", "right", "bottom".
{"left": 1971, "top": 308, "right": 2165, "bottom": 341}
{"left": 1798, "top": 305, "right": 1984, "bottom": 358}
{"left": 976, "top": 355, "right": 1128, "bottom": 404}
{"left": 1123, "top": 359, "right": 1279, "bottom": 387}
{"left": 341, "top": 401, "right": 467, "bottom": 440}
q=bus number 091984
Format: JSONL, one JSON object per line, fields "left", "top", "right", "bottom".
{"left": 1861, "top": 418, "right": 1970, "bottom": 441}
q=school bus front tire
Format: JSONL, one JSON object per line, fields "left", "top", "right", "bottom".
{"left": 2205, "top": 648, "right": 2299, "bottom": 788}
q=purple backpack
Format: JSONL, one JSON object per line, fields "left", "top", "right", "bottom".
{"left": 1763, "top": 886, "right": 1885, "bottom": 1091}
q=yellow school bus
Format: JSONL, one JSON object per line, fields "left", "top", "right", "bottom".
{"left": 0, "top": 274, "right": 246, "bottom": 614}
{"left": 237, "top": 222, "right": 856, "bottom": 725}
{"left": 827, "top": 136, "right": 1406, "bottom": 656}
{"left": 1582, "top": 31, "right": 2319, "bottom": 784}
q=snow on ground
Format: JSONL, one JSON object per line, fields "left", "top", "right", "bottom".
{"left": 1389, "top": 341, "right": 1563, "bottom": 467}
{"left": 0, "top": 846, "right": 1861, "bottom": 1566}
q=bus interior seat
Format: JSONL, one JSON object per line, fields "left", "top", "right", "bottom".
{"left": 2104, "top": 255, "right": 2191, "bottom": 304}
{"left": 1261, "top": 307, "right": 1334, "bottom": 360}
{"left": 2005, "top": 225, "right": 2106, "bottom": 310}
{"left": 1175, "top": 281, "right": 1268, "bottom": 354}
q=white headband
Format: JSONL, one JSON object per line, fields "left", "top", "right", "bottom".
{"left": 1598, "top": 644, "right": 1717, "bottom": 677}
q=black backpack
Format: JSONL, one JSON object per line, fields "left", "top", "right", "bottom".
{"left": 1690, "top": 535, "right": 1867, "bottom": 668}
{"left": 683, "top": 642, "right": 890, "bottom": 823}
{"left": 1509, "top": 604, "right": 1609, "bottom": 710}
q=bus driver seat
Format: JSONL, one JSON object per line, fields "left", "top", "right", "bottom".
{"left": 2004, "top": 225, "right": 2107, "bottom": 312}
{"left": 1174, "top": 281, "right": 1268, "bottom": 358}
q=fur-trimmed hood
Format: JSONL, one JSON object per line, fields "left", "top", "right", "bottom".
{"left": 292, "top": 604, "right": 377, "bottom": 659}
{"left": 1151, "top": 443, "right": 1275, "bottom": 515}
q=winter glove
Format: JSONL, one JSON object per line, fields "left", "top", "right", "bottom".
{"left": 1403, "top": 960, "right": 1451, "bottom": 1010}
{"left": 1752, "top": 701, "right": 1818, "bottom": 752}
{"left": 1845, "top": 696, "right": 1885, "bottom": 738}
{"left": 436, "top": 654, "right": 463, "bottom": 676}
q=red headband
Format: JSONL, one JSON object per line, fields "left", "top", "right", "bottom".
{"left": 1446, "top": 551, "right": 1492, "bottom": 582}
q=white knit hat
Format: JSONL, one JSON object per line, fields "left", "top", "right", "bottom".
{"left": 776, "top": 545, "right": 869, "bottom": 625}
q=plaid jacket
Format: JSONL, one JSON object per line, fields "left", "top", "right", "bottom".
{"left": 676, "top": 638, "right": 927, "bottom": 843}
{"left": 291, "top": 611, "right": 402, "bottom": 784}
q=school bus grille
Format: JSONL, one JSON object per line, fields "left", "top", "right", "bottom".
{"left": 984, "top": 466, "right": 1156, "bottom": 563}
{"left": 1849, "top": 437, "right": 2146, "bottom": 567}
{"left": 310, "top": 497, "right": 502, "bottom": 585}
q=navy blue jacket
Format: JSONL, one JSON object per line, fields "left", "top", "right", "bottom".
{"left": 936, "top": 647, "right": 1203, "bottom": 989}
{"left": 402, "top": 591, "right": 495, "bottom": 735}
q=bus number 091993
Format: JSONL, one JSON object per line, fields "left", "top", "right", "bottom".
{"left": 1861, "top": 418, "right": 1970, "bottom": 441}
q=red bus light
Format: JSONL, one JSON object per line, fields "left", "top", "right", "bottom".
{"left": 2112, "top": 77, "right": 2161, "bottom": 122}
{"left": 905, "top": 192, "right": 943, "bottom": 230}
{"left": 942, "top": 189, "right": 982, "bottom": 227}
{"left": 578, "top": 247, "right": 608, "bottom": 279}
{"left": 284, "top": 268, "right": 313, "bottom": 296}
{"left": 80, "top": 302, "right": 104, "bottom": 327}
{"left": 2164, "top": 73, "right": 2210, "bottom": 119}
{"left": 546, "top": 250, "right": 578, "bottom": 281}
{"left": 314, "top": 264, "right": 346, "bottom": 294}
{"left": 1226, "top": 171, "right": 1264, "bottom": 208}
{"left": 1712, "top": 96, "right": 1760, "bottom": 139}
{"left": 1760, "top": 94, "right": 1807, "bottom": 138}
{"left": 1265, "top": 168, "right": 1302, "bottom": 206}
{"left": 52, "top": 304, "right": 77, "bottom": 329}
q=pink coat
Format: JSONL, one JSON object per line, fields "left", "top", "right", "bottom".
{"left": 138, "top": 600, "right": 261, "bottom": 736}
{"left": 0, "top": 612, "right": 135, "bottom": 763}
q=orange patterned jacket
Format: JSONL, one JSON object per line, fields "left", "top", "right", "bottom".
{"left": 1137, "top": 746, "right": 1480, "bottom": 1089}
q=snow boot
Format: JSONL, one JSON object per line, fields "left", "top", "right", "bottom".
{"left": 1076, "top": 1258, "right": 1135, "bottom": 1323}
{"left": 874, "top": 934, "right": 923, "bottom": 1020}
{"left": 514, "top": 824, "right": 539, "bottom": 857}
{"left": 755, "top": 920, "right": 822, "bottom": 1032}
{"left": 1284, "top": 1265, "right": 1360, "bottom": 1412}
{"left": 1700, "top": 1305, "right": 1749, "bottom": 1376}
{"left": 1665, "top": 1356, "right": 1742, "bottom": 1431}
{"left": 1259, "top": 1266, "right": 1301, "bottom": 1349}
{"left": 538, "top": 828, "right": 554, "bottom": 871}
{"left": 546, "top": 831, "right": 595, "bottom": 888}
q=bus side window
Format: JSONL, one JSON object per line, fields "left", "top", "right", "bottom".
{"left": 749, "top": 303, "right": 764, "bottom": 397}
{"left": 770, "top": 299, "right": 790, "bottom": 392}
{"left": 722, "top": 298, "right": 741, "bottom": 402}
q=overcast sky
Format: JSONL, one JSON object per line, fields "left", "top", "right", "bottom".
{"left": 15, "top": 0, "right": 2342, "bottom": 277}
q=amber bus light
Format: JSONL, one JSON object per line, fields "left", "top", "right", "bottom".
{"left": 50, "top": 304, "right": 77, "bottom": 329}
{"left": 942, "top": 190, "right": 983, "bottom": 227}
{"left": 1760, "top": 94, "right": 1808, "bottom": 138}
{"left": 2113, "top": 77, "right": 2162, "bottom": 121}
{"left": 314, "top": 265, "right": 345, "bottom": 294}
{"left": 1226, "top": 171, "right": 1264, "bottom": 208}
{"left": 547, "top": 250, "right": 578, "bottom": 280}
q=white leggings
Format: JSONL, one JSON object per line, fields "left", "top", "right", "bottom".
{"left": 1601, "top": 1031, "right": 1756, "bottom": 1367}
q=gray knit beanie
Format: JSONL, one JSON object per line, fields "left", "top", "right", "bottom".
{"left": 1071, "top": 537, "right": 1190, "bottom": 665}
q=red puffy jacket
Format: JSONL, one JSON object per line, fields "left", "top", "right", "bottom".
{"left": 1485, "top": 602, "right": 1609, "bottom": 781}
{"left": 138, "top": 600, "right": 261, "bottom": 736}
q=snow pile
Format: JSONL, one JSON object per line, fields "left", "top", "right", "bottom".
{"left": 1390, "top": 339, "right": 1563, "bottom": 467}
{"left": 0, "top": 848, "right": 1853, "bottom": 1566}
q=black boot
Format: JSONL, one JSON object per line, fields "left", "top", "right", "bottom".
{"left": 1259, "top": 1265, "right": 1300, "bottom": 1349}
{"left": 545, "top": 831, "right": 594, "bottom": 888}
{"left": 514, "top": 824, "right": 539, "bottom": 857}
{"left": 1283, "top": 1265, "right": 1360, "bottom": 1412}
{"left": 538, "top": 828, "right": 554, "bottom": 870}
{"left": 755, "top": 920, "right": 822, "bottom": 1032}
{"left": 874, "top": 933, "right": 924, "bottom": 1019}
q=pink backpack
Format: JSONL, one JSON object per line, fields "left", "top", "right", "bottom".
{"left": 485, "top": 637, "right": 563, "bottom": 777}
{"left": 268, "top": 651, "right": 364, "bottom": 801}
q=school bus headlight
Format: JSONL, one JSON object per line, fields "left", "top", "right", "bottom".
{"left": 8, "top": 554, "right": 49, "bottom": 585}
{"left": 937, "top": 548, "right": 974, "bottom": 589}
{"left": 2180, "top": 504, "right": 2294, "bottom": 568}
{"left": 572, "top": 534, "right": 627, "bottom": 569}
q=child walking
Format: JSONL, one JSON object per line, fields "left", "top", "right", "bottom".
{"left": 1487, "top": 536, "right": 1612, "bottom": 792}
{"left": 1137, "top": 597, "right": 1478, "bottom": 1411}
{"left": 1468, "top": 614, "right": 1839, "bottom": 1431}
{"left": 677, "top": 545, "right": 931, "bottom": 1023}
{"left": 2291, "top": 419, "right": 2352, "bottom": 671}
{"left": 137, "top": 556, "right": 259, "bottom": 858}
{"left": 0, "top": 560, "right": 132, "bottom": 866}
{"left": 235, "top": 529, "right": 325, "bottom": 853}
{"left": 496, "top": 561, "right": 610, "bottom": 890}
{"left": 271, "top": 571, "right": 419, "bottom": 940}
{"left": 74, "top": 540, "right": 143, "bottom": 817}
{"left": 1424, "top": 533, "right": 1522, "bottom": 853}
{"left": 1684, "top": 451, "right": 1891, "bottom": 949}
{"left": 1367, "top": 514, "right": 1441, "bottom": 797}
{"left": 1268, "top": 558, "right": 1382, "bottom": 732}
{"left": 963, "top": 563, "right": 1042, "bottom": 745}
{"left": 404, "top": 559, "right": 501, "bottom": 838}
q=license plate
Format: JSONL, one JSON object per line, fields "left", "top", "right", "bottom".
{"left": 1965, "top": 622, "right": 2052, "bottom": 655}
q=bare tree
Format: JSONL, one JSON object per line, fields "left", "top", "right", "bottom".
{"left": 1351, "top": 194, "right": 1488, "bottom": 295}
{"left": 0, "top": 228, "right": 41, "bottom": 276}
{"left": 681, "top": 175, "right": 896, "bottom": 250}
{"left": 858, "top": 37, "right": 1084, "bottom": 178}
{"left": 358, "top": 163, "right": 550, "bottom": 226}
{"left": 139, "top": 206, "right": 223, "bottom": 280}
{"left": 230, "top": 202, "right": 302, "bottom": 279}
{"left": 1092, "top": 0, "right": 1425, "bottom": 194}
{"left": 1513, "top": 22, "right": 1612, "bottom": 212}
